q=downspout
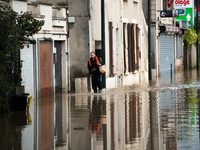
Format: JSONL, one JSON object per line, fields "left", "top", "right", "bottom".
{"left": 196, "top": 0, "right": 199, "bottom": 69}
{"left": 88, "top": 2, "right": 93, "bottom": 148}
{"left": 148, "top": 0, "right": 152, "bottom": 80}
{"left": 101, "top": 0, "right": 106, "bottom": 88}
{"left": 88, "top": 0, "right": 93, "bottom": 92}
{"left": 89, "top": 21, "right": 93, "bottom": 92}
{"left": 66, "top": 0, "right": 71, "bottom": 91}
{"left": 68, "top": 38, "right": 71, "bottom": 91}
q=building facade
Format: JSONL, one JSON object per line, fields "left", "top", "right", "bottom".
{"left": 68, "top": 0, "right": 149, "bottom": 91}
{"left": 8, "top": 0, "right": 68, "bottom": 99}
{"left": 143, "top": 0, "right": 185, "bottom": 80}
{"left": 8, "top": 0, "right": 149, "bottom": 96}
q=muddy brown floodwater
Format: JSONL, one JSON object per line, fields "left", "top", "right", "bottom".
{"left": 1, "top": 69, "right": 200, "bottom": 150}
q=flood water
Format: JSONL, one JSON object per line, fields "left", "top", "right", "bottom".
{"left": 1, "top": 69, "right": 200, "bottom": 150}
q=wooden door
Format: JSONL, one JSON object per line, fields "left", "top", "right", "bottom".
{"left": 40, "top": 42, "right": 52, "bottom": 97}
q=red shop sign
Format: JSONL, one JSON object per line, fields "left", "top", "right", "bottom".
{"left": 175, "top": 0, "right": 190, "bottom": 7}
{"left": 168, "top": 0, "right": 174, "bottom": 8}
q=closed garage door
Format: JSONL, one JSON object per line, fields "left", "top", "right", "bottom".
{"left": 159, "top": 33, "right": 175, "bottom": 76}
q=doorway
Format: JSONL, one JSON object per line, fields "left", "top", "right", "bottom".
{"left": 54, "top": 41, "right": 62, "bottom": 93}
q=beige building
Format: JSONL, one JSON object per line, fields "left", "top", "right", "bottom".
{"left": 67, "top": 0, "right": 149, "bottom": 91}
{"left": 90, "top": 0, "right": 149, "bottom": 90}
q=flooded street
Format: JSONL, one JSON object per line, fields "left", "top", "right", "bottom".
{"left": 1, "top": 69, "right": 200, "bottom": 150}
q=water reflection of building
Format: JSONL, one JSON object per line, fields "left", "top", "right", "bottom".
{"left": 70, "top": 95, "right": 91, "bottom": 150}
{"left": 157, "top": 69, "right": 200, "bottom": 150}
{"left": 99, "top": 92, "right": 151, "bottom": 150}
{"left": 34, "top": 94, "right": 69, "bottom": 150}
{"left": 33, "top": 96, "right": 54, "bottom": 150}
{"left": 55, "top": 94, "right": 68, "bottom": 148}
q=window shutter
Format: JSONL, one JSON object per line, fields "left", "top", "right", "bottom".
{"left": 123, "top": 23, "right": 126, "bottom": 74}
{"left": 109, "top": 22, "right": 114, "bottom": 77}
{"left": 128, "top": 23, "right": 133, "bottom": 72}
{"left": 131, "top": 24, "right": 135, "bottom": 72}
{"left": 136, "top": 24, "right": 140, "bottom": 71}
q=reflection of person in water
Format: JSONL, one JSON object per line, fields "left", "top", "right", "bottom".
{"left": 89, "top": 96, "right": 102, "bottom": 138}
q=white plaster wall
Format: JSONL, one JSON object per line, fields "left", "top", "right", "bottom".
{"left": 90, "top": 0, "right": 101, "bottom": 41}
{"left": 91, "top": 0, "right": 148, "bottom": 88}
{"left": 32, "top": 4, "right": 52, "bottom": 31}
{"left": 123, "top": 1, "right": 142, "bottom": 25}
{"left": 40, "top": 5, "right": 52, "bottom": 31}
{"left": 52, "top": 8, "right": 66, "bottom": 18}
{"left": 123, "top": 1, "right": 149, "bottom": 86}
{"left": 105, "top": 0, "right": 121, "bottom": 78}
{"left": 21, "top": 46, "right": 35, "bottom": 99}
{"left": 90, "top": 0, "right": 123, "bottom": 89}
{"left": 123, "top": 73, "right": 140, "bottom": 86}
{"left": 106, "top": 77, "right": 116, "bottom": 89}
{"left": 9, "top": 0, "right": 27, "bottom": 13}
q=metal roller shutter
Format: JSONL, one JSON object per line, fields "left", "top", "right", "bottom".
{"left": 159, "top": 33, "right": 175, "bottom": 76}
{"left": 179, "top": 35, "right": 183, "bottom": 57}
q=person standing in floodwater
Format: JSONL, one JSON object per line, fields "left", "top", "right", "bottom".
{"left": 88, "top": 52, "right": 102, "bottom": 93}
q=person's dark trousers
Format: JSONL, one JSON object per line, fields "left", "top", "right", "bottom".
{"left": 92, "top": 74, "right": 102, "bottom": 93}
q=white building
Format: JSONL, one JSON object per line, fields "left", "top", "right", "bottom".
{"left": 8, "top": 0, "right": 68, "bottom": 99}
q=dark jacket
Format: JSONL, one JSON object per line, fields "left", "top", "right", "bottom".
{"left": 88, "top": 57, "right": 100, "bottom": 75}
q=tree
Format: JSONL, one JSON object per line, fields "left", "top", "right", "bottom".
{"left": 183, "top": 28, "right": 198, "bottom": 51}
{"left": 0, "top": 2, "right": 44, "bottom": 113}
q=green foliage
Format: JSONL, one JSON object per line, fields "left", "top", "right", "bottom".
{"left": 0, "top": 2, "right": 44, "bottom": 113}
{"left": 193, "top": 17, "right": 200, "bottom": 31}
{"left": 183, "top": 28, "right": 198, "bottom": 51}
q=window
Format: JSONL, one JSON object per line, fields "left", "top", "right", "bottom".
{"left": 123, "top": 23, "right": 140, "bottom": 73}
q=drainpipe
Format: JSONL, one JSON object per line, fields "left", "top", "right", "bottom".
{"left": 148, "top": 0, "right": 152, "bottom": 80}
{"left": 66, "top": 0, "right": 71, "bottom": 92}
{"left": 89, "top": 21, "right": 92, "bottom": 55}
{"left": 101, "top": 0, "right": 106, "bottom": 88}
{"left": 68, "top": 38, "right": 71, "bottom": 91}
{"left": 196, "top": 0, "right": 199, "bottom": 69}
{"left": 89, "top": 20, "right": 93, "bottom": 92}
